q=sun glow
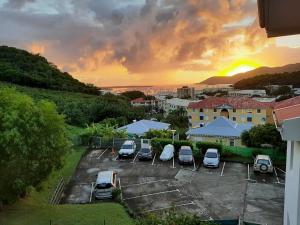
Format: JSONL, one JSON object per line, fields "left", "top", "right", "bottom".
{"left": 218, "top": 59, "right": 262, "bottom": 76}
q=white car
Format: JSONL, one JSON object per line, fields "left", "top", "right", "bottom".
{"left": 160, "top": 144, "right": 175, "bottom": 161}
{"left": 118, "top": 140, "right": 136, "bottom": 158}
{"left": 203, "top": 148, "right": 220, "bottom": 168}
{"left": 254, "top": 155, "right": 273, "bottom": 173}
{"left": 94, "top": 171, "right": 117, "bottom": 200}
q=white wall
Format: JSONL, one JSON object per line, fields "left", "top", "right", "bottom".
{"left": 284, "top": 140, "right": 300, "bottom": 225}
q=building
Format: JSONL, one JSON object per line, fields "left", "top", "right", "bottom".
{"left": 177, "top": 86, "right": 195, "bottom": 99}
{"left": 186, "top": 117, "right": 252, "bottom": 147}
{"left": 273, "top": 96, "right": 300, "bottom": 225}
{"left": 188, "top": 97, "right": 274, "bottom": 128}
{"left": 164, "top": 98, "right": 198, "bottom": 115}
{"left": 228, "top": 89, "right": 267, "bottom": 97}
{"left": 118, "top": 119, "right": 170, "bottom": 137}
{"left": 131, "top": 97, "right": 157, "bottom": 107}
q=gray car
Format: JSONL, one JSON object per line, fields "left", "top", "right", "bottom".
{"left": 138, "top": 147, "right": 153, "bottom": 160}
{"left": 178, "top": 146, "right": 193, "bottom": 165}
{"left": 94, "top": 171, "right": 117, "bottom": 200}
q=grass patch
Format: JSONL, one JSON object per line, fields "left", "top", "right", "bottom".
{"left": 0, "top": 146, "right": 134, "bottom": 225}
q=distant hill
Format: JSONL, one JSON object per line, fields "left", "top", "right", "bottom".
{"left": 234, "top": 70, "right": 300, "bottom": 89}
{"left": 200, "top": 63, "right": 300, "bottom": 85}
{"left": 0, "top": 46, "right": 99, "bottom": 94}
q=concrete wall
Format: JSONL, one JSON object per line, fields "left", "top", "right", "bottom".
{"left": 188, "top": 107, "right": 273, "bottom": 128}
{"left": 189, "top": 136, "right": 243, "bottom": 147}
{"left": 284, "top": 140, "right": 300, "bottom": 225}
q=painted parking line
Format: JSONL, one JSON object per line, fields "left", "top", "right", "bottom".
{"left": 131, "top": 152, "right": 139, "bottom": 164}
{"left": 123, "top": 189, "right": 180, "bottom": 200}
{"left": 122, "top": 179, "right": 169, "bottom": 188}
{"left": 220, "top": 162, "right": 226, "bottom": 176}
{"left": 192, "top": 157, "right": 196, "bottom": 171}
{"left": 172, "top": 157, "right": 175, "bottom": 168}
{"left": 273, "top": 167, "right": 285, "bottom": 184}
{"left": 97, "top": 147, "right": 109, "bottom": 159}
{"left": 144, "top": 201, "right": 195, "bottom": 213}
{"left": 246, "top": 164, "right": 256, "bottom": 182}
{"left": 151, "top": 153, "right": 156, "bottom": 165}
{"left": 89, "top": 182, "right": 95, "bottom": 203}
{"left": 118, "top": 178, "right": 123, "bottom": 201}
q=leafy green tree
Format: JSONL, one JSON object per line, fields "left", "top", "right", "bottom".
{"left": 0, "top": 88, "right": 70, "bottom": 204}
{"left": 241, "top": 124, "right": 286, "bottom": 150}
{"left": 120, "top": 90, "right": 145, "bottom": 100}
{"left": 164, "top": 108, "right": 189, "bottom": 139}
{"left": 81, "top": 123, "right": 127, "bottom": 139}
{"left": 145, "top": 129, "right": 173, "bottom": 139}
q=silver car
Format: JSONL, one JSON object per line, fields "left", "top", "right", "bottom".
{"left": 178, "top": 146, "right": 193, "bottom": 165}
{"left": 94, "top": 171, "right": 117, "bottom": 200}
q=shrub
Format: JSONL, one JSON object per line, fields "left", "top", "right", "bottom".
{"left": 196, "top": 142, "right": 223, "bottom": 155}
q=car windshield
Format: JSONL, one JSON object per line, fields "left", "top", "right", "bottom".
{"left": 140, "top": 148, "right": 150, "bottom": 153}
{"left": 205, "top": 152, "right": 217, "bottom": 158}
{"left": 121, "top": 144, "right": 133, "bottom": 149}
{"left": 180, "top": 149, "right": 192, "bottom": 155}
{"left": 95, "top": 183, "right": 112, "bottom": 189}
{"left": 257, "top": 159, "right": 270, "bottom": 165}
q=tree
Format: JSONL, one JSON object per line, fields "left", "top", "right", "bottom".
{"left": 241, "top": 124, "right": 286, "bottom": 150}
{"left": 145, "top": 129, "right": 173, "bottom": 139}
{"left": 164, "top": 108, "right": 189, "bottom": 139}
{"left": 120, "top": 91, "right": 145, "bottom": 100}
{"left": 0, "top": 88, "right": 70, "bottom": 204}
{"left": 81, "top": 123, "right": 127, "bottom": 139}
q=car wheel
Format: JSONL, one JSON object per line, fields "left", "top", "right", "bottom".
{"left": 260, "top": 164, "right": 268, "bottom": 172}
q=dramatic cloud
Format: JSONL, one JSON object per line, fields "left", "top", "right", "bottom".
{"left": 0, "top": 0, "right": 299, "bottom": 86}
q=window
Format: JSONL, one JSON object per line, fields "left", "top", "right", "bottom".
{"left": 193, "top": 108, "right": 195, "bottom": 112}
{"left": 214, "top": 116, "right": 217, "bottom": 120}
{"left": 247, "top": 117, "right": 252, "bottom": 122}
{"left": 257, "top": 109, "right": 261, "bottom": 113}
{"left": 189, "top": 123, "right": 192, "bottom": 127}
{"left": 200, "top": 115, "right": 204, "bottom": 120}
{"left": 200, "top": 123, "right": 204, "bottom": 127}
{"left": 229, "top": 139, "right": 234, "bottom": 146}
{"left": 232, "top": 116, "right": 236, "bottom": 121}
{"left": 233, "top": 109, "right": 236, "bottom": 113}
{"left": 214, "top": 108, "right": 217, "bottom": 112}
{"left": 188, "top": 116, "right": 192, "bottom": 119}
{"left": 200, "top": 108, "right": 203, "bottom": 112}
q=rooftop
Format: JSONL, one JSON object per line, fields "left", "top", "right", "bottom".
{"left": 188, "top": 97, "right": 274, "bottom": 109}
{"left": 186, "top": 116, "right": 253, "bottom": 138}
{"left": 166, "top": 98, "right": 198, "bottom": 107}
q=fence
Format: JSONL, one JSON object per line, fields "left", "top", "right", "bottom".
{"left": 88, "top": 137, "right": 143, "bottom": 151}
{"left": 49, "top": 177, "right": 65, "bottom": 205}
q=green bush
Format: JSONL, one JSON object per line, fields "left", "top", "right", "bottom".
{"left": 196, "top": 142, "right": 223, "bottom": 155}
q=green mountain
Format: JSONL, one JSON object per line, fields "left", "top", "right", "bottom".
{"left": 234, "top": 70, "right": 300, "bottom": 89}
{"left": 0, "top": 46, "right": 99, "bottom": 94}
{"left": 200, "top": 63, "right": 300, "bottom": 85}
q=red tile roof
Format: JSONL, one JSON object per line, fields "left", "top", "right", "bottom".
{"left": 188, "top": 97, "right": 273, "bottom": 109}
{"left": 275, "top": 96, "right": 300, "bottom": 109}
{"left": 274, "top": 104, "right": 300, "bottom": 124}
{"left": 131, "top": 97, "right": 147, "bottom": 103}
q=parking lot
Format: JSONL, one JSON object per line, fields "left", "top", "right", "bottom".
{"left": 62, "top": 148, "right": 285, "bottom": 225}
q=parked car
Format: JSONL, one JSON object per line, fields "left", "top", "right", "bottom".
{"left": 178, "top": 146, "right": 193, "bottom": 165}
{"left": 203, "top": 148, "right": 220, "bottom": 168}
{"left": 138, "top": 147, "right": 153, "bottom": 160}
{"left": 118, "top": 140, "right": 136, "bottom": 158}
{"left": 254, "top": 155, "right": 274, "bottom": 173}
{"left": 160, "top": 144, "right": 175, "bottom": 161}
{"left": 94, "top": 170, "right": 117, "bottom": 200}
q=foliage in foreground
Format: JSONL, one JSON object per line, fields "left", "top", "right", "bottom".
{"left": 136, "top": 210, "right": 219, "bottom": 225}
{"left": 145, "top": 129, "right": 173, "bottom": 139}
{"left": 0, "top": 88, "right": 70, "bottom": 204}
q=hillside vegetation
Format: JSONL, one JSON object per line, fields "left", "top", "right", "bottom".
{"left": 0, "top": 46, "right": 99, "bottom": 94}
{"left": 200, "top": 63, "right": 300, "bottom": 85}
{"left": 234, "top": 71, "right": 300, "bottom": 89}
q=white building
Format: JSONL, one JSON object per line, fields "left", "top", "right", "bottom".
{"left": 228, "top": 89, "right": 267, "bottom": 97}
{"left": 163, "top": 98, "right": 198, "bottom": 115}
{"left": 273, "top": 97, "right": 300, "bottom": 225}
{"left": 130, "top": 98, "right": 157, "bottom": 107}
{"left": 177, "top": 86, "right": 195, "bottom": 99}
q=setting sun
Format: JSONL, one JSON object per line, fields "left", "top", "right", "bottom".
{"left": 218, "top": 59, "right": 262, "bottom": 76}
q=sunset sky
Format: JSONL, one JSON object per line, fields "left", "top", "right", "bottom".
{"left": 0, "top": 0, "right": 300, "bottom": 87}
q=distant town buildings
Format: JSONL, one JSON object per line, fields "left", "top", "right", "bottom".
{"left": 187, "top": 97, "right": 275, "bottom": 128}
{"left": 228, "top": 89, "right": 267, "bottom": 97}
{"left": 177, "top": 86, "right": 195, "bottom": 99}
{"left": 164, "top": 98, "right": 198, "bottom": 115}
{"left": 131, "top": 98, "right": 157, "bottom": 107}
{"left": 186, "top": 117, "right": 252, "bottom": 147}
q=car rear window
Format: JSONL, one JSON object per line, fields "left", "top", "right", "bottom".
{"left": 122, "top": 144, "right": 133, "bottom": 149}
{"left": 205, "top": 152, "right": 217, "bottom": 158}
{"left": 140, "top": 148, "right": 150, "bottom": 153}
{"left": 180, "top": 149, "right": 192, "bottom": 155}
{"left": 257, "top": 159, "right": 270, "bottom": 165}
{"left": 96, "top": 183, "right": 112, "bottom": 189}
